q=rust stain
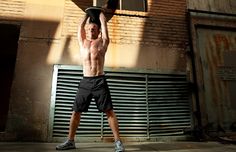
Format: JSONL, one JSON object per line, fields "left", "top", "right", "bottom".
{"left": 204, "top": 33, "right": 231, "bottom": 126}
{"left": 213, "top": 34, "right": 230, "bottom": 50}
{"left": 206, "top": 31, "right": 236, "bottom": 127}
{"left": 206, "top": 34, "right": 219, "bottom": 105}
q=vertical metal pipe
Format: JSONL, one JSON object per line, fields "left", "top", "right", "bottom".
{"left": 101, "top": 112, "right": 104, "bottom": 140}
{"left": 187, "top": 10, "right": 203, "bottom": 139}
{"left": 48, "top": 65, "right": 59, "bottom": 141}
{"left": 143, "top": 0, "right": 147, "bottom": 12}
{"left": 120, "top": 0, "right": 122, "bottom": 10}
{"left": 145, "top": 74, "right": 150, "bottom": 139}
{"left": 93, "top": 0, "right": 97, "bottom": 6}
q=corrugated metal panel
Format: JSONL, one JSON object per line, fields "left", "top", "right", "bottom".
{"left": 103, "top": 73, "right": 147, "bottom": 137}
{"left": 52, "top": 67, "right": 102, "bottom": 137}
{"left": 148, "top": 75, "right": 191, "bottom": 136}
{"left": 50, "top": 65, "right": 191, "bottom": 140}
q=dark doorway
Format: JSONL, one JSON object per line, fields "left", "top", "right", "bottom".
{"left": 0, "top": 24, "right": 20, "bottom": 131}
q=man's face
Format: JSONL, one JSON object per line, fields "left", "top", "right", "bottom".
{"left": 87, "top": 23, "right": 99, "bottom": 40}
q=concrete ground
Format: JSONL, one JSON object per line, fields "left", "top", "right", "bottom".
{"left": 0, "top": 141, "right": 236, "bottom": 152}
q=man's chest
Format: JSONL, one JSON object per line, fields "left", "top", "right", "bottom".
{"left": 81, "top": 40, "right": 104, "bottom": 56}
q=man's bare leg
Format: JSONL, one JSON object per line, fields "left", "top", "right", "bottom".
{"left": 106, "top": 109, "right": 125, "bottom": 151}
{"left": 106, "top": 110, "right": 120, "bottom": 141}
{"left": 56, "top": 111, "right": 81, "bottom": 150}
{"left": 68, "top": 111, "right": 81, "bottom": 140}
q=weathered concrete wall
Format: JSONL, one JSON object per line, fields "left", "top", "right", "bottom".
{"left": 0, "top": 0, "right": 65, "bottom": 141}
{"left": 187, "top": 0, "right": 236, "bottom": 14}
{"left": 0, "top": 0, "right": 188, "bottom": 141}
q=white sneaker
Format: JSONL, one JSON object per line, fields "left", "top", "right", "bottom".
{"left": 114, "top": 140, "right": 125, "bottom": 152}
{"left": 56, "top": 139, "right": 76, "bottom": 150}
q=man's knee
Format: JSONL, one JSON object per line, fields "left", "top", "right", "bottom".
{"left": 72, "top": 111, "right": 81, "bottom": 119}
{"left": 105, "top": 109, "right": 115, "bottom": 117}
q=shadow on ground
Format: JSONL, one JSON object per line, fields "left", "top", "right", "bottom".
{"left": 1, "top": 142, "right": 236, "bottom": 152}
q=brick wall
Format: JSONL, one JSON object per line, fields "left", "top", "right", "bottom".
{"left": 0, "top": 0, "right": 25, "bottom": 19}
{"left": 63, "top": 0, "right": 188, "bottom": 49}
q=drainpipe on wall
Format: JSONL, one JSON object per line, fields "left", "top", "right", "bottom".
{"left": 185, "top": 9, "right": 204, "bottom": 141}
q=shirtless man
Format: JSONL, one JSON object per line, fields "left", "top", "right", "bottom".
{"left": 56, "top": 11, "right": 125, "bottom": 152}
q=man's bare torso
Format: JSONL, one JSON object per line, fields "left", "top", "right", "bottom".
{"left": 80, "top": 38, "right": 106, "bottom": 77}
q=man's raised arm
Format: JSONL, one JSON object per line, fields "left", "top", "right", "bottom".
{"left": 77, "top": 14, "right": 89, "bottom": 46}
{"left": 99, "top": 12, "right": 109, "bottom": 49}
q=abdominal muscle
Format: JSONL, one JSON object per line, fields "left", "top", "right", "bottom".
{"left": 83, "top": 58, "right": 105, "bottom": 77}
{"left": 81, "top": 40, "right": 105, "bottom": 77}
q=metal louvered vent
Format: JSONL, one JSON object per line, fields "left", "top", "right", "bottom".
{"left": 49, "top": 65, "right": 192, "bottom": 141}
